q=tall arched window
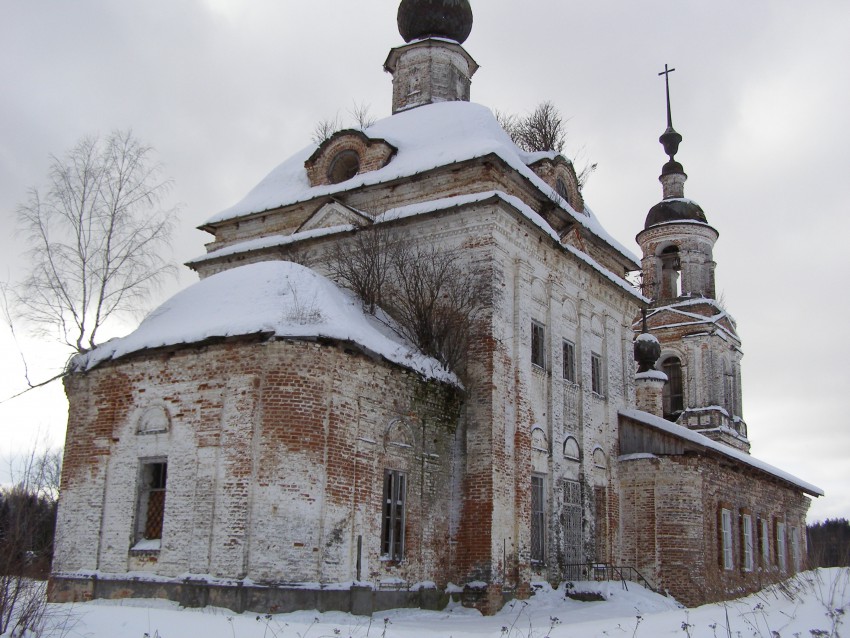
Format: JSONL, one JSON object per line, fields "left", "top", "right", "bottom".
{"left": 661, "top": 356, "right": 684, "bottom": 420}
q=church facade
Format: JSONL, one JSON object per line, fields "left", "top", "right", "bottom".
{"left": 48, "top": 0, "right": 820, "bottom": 614}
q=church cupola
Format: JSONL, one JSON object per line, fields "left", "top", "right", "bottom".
{"left": 384, "top": 0, "right": 479, "bottom": 114}
{"left": 637, "top": 65, "right": 718, "bottom": 302}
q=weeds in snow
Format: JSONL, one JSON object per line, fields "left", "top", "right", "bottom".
{"left": 630, "top": 614, "right": 642, "bottom": 637}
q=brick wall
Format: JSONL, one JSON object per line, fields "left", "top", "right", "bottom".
{"left": 619, "top": 454, "right": 811, "bottom": 606}
{"left": 54, "top": 338, "right": 462, "bottom": 593}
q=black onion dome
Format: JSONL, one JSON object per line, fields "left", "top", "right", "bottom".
{"left": 397, "top": 0, "right": 473, "bottom": 44}
{"left": 634, "top": 333, "right": 662, "bottom": 374}
{"left": 645, "top": 198, "right": 708, "bottom": 229}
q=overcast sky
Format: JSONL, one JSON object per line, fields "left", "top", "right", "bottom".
{"left": 1, "top": 0, "right": 848, "bottom": 522}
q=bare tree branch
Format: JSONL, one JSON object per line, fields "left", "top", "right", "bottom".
{"left": 326, "top": 226, "right": 489, "bottom": 376}
{"left": 311, "top": 114, "right": 344, "bottom": 145}
{"left": 349, "top": 101, "right": 376, "bottom": 130}
{"left": 497, "top": 101, "right": 597, "bottom": 190}
{"left": 10, "top": 130, "right": 177, "bottom": 354}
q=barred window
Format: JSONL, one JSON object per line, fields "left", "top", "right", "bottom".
{"left": 135, "top": 461, "right": 167, "bottom": 546}
{"left": 381, "top": 470, "right": 406, "bottom": 561}
{"left": 531, "top": 475, "right": 546, "bottom": 565}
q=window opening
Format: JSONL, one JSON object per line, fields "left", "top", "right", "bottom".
{"left": 562, "top": 340, "right": 576, "bottom": 383}
{"left": 531, "top": 321, "right": 546, "bottom": 369}
{"left": 742, "top": 514, "right": 754, "bottom": 572}
{"left": 327, "top": 150, "right": 361, "bottom": 184}
{"left": 136, "top": 461, "right": 167, "bottom": 546}
{"left": 659, "top": 245, "right": 681, "bottom": 299}
{"left": 661, "top": 356, "right": 684, "bottom": 419}
{"left": 721, "top": 508, "right": 733, "bottom": 570}
{"left": 556, "top": 177, "right": 569, "bottom": 202}
{"left": 531, "top": 475, "right": 546, "bottom": 565}
{"left": 381, "top": 470, "right": 406, "bottom": 561}
{"left": 777, "top": 521, "right": 787, "bottom": 571}
{"left": 591, "top": 352, "right": 604, "bottom": 396}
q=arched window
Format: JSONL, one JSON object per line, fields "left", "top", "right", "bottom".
{"left": 661, "top": 356, "right": 684, "bottom": 420}
{"left": 327, "top": 150, "right": 360, "bottom": 184}
{"left": 137, "top": 405, "right": 170, "bottom": 435}
{"left": 659, "top": 245, "right": 681, "bottom": 299}
{"left": 556, "top": 177, "right": 569, "bottom": 202}
{"left": 563, "top": 436, "right": 580, "bottom": 461}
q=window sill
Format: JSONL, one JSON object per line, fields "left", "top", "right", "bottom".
{"left": 130, "top": 539, "right": 161, "bottom": 553}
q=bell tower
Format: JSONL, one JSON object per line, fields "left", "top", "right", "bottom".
{"left": 384, "top": 0, "right": 479, "bottom": 114}
{"left": 636, "top": 66, "right": 749, "bottom": 453}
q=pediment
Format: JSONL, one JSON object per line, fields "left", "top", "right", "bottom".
{"left": 297, "top": 201, "right": 374, "bottom": 234}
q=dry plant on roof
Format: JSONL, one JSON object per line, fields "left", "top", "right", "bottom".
{"left": 327, "top": 226, "right": 489, "bottom": 377}
{"left": 496, "top": 101, "right": 597, "bottom": 189}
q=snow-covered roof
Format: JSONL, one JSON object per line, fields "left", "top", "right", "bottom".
{"left": 638, "top": 297, "right": 739, "bottom": 343}
{"left": 71, "top": 261, "right": 458, "bottom": 385}
{"left": 205, "top": 101, "right": 639, "bottom": 268}
{"left": 190, "top": 191, "right": 647, "bottom": 302}
{"left": 619, "top": 408, "right": 823, "bottom": 496}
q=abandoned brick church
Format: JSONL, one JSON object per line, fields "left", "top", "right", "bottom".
{"left": 49, "top": 0, "right": 821, "bottom": 614}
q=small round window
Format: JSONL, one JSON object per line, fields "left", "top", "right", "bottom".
{"left": 327, "top": 150, "right": 361, "bottom": 184}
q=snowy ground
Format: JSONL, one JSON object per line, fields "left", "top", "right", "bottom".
{"left": 11, "top": 569, "right": 848, "bottom": 638}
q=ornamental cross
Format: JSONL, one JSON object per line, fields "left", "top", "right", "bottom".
{"left": 658, "top": 64, "right": 676, "bottom": 128}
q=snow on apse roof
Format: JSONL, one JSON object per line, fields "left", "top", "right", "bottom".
{"left": 206, "top": 101, "right": 639, "bottom": 267}
{"left": 72, "top": 261, "right": 457, "bottom": 385}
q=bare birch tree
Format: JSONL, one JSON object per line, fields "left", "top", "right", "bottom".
{"left": 12, "top": 130, "right": 177, "bottom": 354}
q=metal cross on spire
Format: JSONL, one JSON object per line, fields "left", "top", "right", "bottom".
{"left": 657, "top": 64, "right": 683, "bottom": 162}
{"left": 658, "top": 64, "right": 676, "bottom": 129}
